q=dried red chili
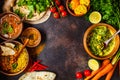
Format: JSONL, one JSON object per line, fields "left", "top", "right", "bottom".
{"left": 29, "top": 60, "right": 48, "bottom": 72}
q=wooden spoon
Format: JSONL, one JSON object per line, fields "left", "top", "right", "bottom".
{"left": 14, "top": 34, "right": 34, "bottom": 58}
{"left": 14, "top": 38, "right": 29, "bottom": 59}
{"left": 13, "top": 34, "right": 34, "bottom": 63}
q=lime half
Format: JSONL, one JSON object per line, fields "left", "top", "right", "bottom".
{"left": 89, "top": 11, "right": 102, "bottom": 24}
{"left": 88, "top": 59, "right": 100, "bottom": 71}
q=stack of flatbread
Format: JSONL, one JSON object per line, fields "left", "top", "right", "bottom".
{"left": 19, "top": 71, "right": 56, "bottom": 80}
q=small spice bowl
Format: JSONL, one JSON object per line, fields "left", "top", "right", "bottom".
{"left": 83, "top": 23, "right": 119, "bottom": 60}
{"left": 21, "top": 27, "right": 41, "bottom": 47}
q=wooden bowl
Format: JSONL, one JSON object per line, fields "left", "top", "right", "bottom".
{"left": 0, "top": 40, "right": 29, "bottom": 76}
{"left": 83, "top": 23, "right": 119, "bottom": 60}
{"left": 21, "top": 27, "right": 41, "bottom": 47}
{"left": 0, "top": 12, "right": 23, "bottom": 40}
{"left": 66, "top": 0, "right": 90, "bottom": 16}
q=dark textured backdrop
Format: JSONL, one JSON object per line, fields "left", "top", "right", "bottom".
{"left": 0, "top": 0, "right": 120, "bottom": 80}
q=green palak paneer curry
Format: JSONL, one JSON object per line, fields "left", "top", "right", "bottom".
{"left": 87, "top": 26, "right": 115, "bottom": 57}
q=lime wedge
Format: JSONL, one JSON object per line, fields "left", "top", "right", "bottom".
{"left": 89, "top": 11, "right": 102, "bottom": 24}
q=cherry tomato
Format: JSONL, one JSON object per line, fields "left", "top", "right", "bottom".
{"left": 84, "top": 69, "right": 91, "bottom": 77}
{"left": 53, "top": 12, "right": 59, "bottom": 19}
{"left": 55, "top": 0, "right": 61, "bottom": 6}
{"left": 50, "top": 7, "right": 57, "bottom": 13}
{"left": 59, "top": 5, "right": 64, "bottom": 12}
{"left": 61, "top": 11, "right": 67, "bottom": 17}
{"left": 76, "top": 72, "right": 83, "bottom": 79}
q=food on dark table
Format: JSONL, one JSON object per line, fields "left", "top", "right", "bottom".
{"left": 12, "top": 0, "right": 52, "bottom": 21}
{"left": 66, "top": 0, "right": 90, "bottom": 16}
{"left": 50, "top": 0, "right": 67, "bottom": 18}
{"left": 85, "top": 0, "right": 120, "bottom": 29}
{"left": 21, "top": 27, "right": 41, "bottom": 47}
{"left": 3, "top": 0, "right": 52, "bottom": 24}
{"left": 0, "top": 43, "right": 15, "bottom": 56}
{"left": 87, "top": 25, "right": 115, "bottom": 57}
{"left": 89, "top": 11, "right": 102, "bottom": 24}
{"left": 0, "top": 13, "right": 22, "bottom": 40}
{"left": 83, "top": 69, "right": 91, "bottom": 77}
{"left": 0, "top": 41, "right": 29, "bottom": 74}
{"left": 76, "top": 72, "right": 83, "bottom": 79}
{"left": 29, "top": 60, "right": 48, "bottom": 72}
{"left": 19, "top": 71, "right": 56, "bottom": 80}
{"left": 88, "top": 58, "right": 100, "bottom": 71}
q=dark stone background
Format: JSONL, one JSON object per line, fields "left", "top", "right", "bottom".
{"left": 0, "top": 0, "right": 119, "bottom": 80}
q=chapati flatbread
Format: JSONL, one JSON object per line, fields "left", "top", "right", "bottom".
{"left": 19, "top": 71, "right": 56, "bottom": 80}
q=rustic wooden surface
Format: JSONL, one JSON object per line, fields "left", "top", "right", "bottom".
{"left": 0, "top": 0, "right": 120, "bottom": 80}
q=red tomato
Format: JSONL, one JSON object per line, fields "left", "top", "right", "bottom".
{"left": 53, "top": 12, "right": 59, "bottom": 19}
{"left": 59, "top": 5, "right": 64, "bottom": 12}
{"left": 50, "top": 7, "right": 57, "bottom": 13}
{"left": 55, "top": 0, "right": 61, "bottom": 6}
{"left": 84, "top": 69, "right": 91, "bottom": 77}
{"left": 76, "top": 72, "right": 83, "bottom": 79}
{"left": 61, "top": 11, "right": 67, "bottom": 17}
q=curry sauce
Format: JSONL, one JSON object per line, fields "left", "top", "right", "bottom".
{"left": 21, "top": 27, "right": 41, "bottom": 47}
{"left": 0, "top": 13, "right": 22, "bottom": 39}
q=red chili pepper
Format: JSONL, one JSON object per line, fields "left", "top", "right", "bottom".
{"left": 32, "top": 60, "right": 41, "bottom": 67}
{"left": 36, "top": 64, "right": 48, "bottom": 69}
{"left": 29, "top": 60, "right": 48, "bottom": 72}
{"left": 35, "top": 66, "right": 45, "bottom": 70}
{"left": 34, "top": 64, "right": 48, "bottom": 70}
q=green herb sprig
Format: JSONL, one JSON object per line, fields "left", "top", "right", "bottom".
{"left": 85, "top": 0, "right": 120, "bottom": 29}
{"left": 2, "top": 22, "right": 14, "bottom": 34}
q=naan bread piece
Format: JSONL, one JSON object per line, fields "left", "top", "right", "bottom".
{"left": 5, "top": 42, "right": 15, "bottom": 48}
{"left": 19, "top": 72, "right": 37, "bottom": 80}
{"left": 19, "top": 71, "right": 56, "bottom": 80}
{"left": 0, "top": 45, "right": 15, "bottom": 56}
{"left": 36, "top": 71, "right": 56, "bottom": 80}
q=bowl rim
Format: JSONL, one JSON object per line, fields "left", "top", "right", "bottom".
{"left": 83, "top": 23, "right": 120, "bottom": 60}
{"left": 0, "top": 12, "right": 23, "bottom": 40}
{"left": 0, "top": 40, "right": 29, "bottom": 76}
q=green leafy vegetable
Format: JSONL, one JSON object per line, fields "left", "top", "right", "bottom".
{"left": 27, "top": 11, "right": 33, "bottom": 19}
{"left": 14, "top": 9, "right": 25, "bottom": 18}
{"left": 111, "top": 48, "right": 120, "bottom": 65}
{"left": 14, "top": 44, "right": 19, "bottom": 51}
{"left": 68, "top": 3, "right": 72, "bottom": 10}
{"left": 15, "top": 0, "right": 53, "bottom": 19}
{"left": 2, "top": 22, "right": 14, "bottom": 34}
{"left": 85, "top": 0, "right": 120, "bottom": 29}
{"left": 12, "top": 63, "right": 18, "bottom": 70}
